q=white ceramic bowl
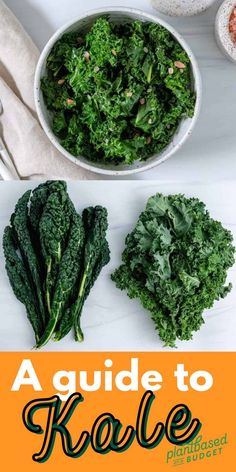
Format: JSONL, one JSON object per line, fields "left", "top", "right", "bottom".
{"left": 34, "top": 7, "right": 202, "bottom": 176}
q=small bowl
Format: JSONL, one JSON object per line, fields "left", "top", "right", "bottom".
{"left": 151, "top": 0, "right": 216, "bottom": 17}
{"left": 34, "top": 7, "right": 202, "bottom": 176}
{"left": 215, "top": 0, "right": 236, "bottom": 63}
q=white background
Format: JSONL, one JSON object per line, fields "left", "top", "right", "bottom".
{"left": 0, "top": 180, "right": 236, "bottom": 352}
{"left": 3, "top": 0, "right": 236, "bottom": 182}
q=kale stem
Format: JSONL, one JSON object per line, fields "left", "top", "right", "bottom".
{"left": 135, "top": 109, "right": 141, "bottom": 127}
{"left": 74, "top": 323, "right": 84, "bottom": 342}
{"left": 72, "top": 264, "right": 90, "bottom": 342}
{"left": 57, "top": 242, "right": 61, "bottom": 263}
{"left": 147, "top": 63, "right": 153, "bottom": 83}
{"left": 46, "top": 257, "right": 52, "bottom": 314}
{"left": 79, "top": 264, "right": 89, "bottom": 297}
{"left": 46, "top": 290, "right": 51, "bottom": 315}
{"left": 36, "top": 301, "right": 62, "bottom": 348}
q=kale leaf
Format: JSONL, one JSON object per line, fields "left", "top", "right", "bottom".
{"left": 10, "top": 190, "right": 47, "bottom": 327}
{"left": 55, "top": 206, "right": 110, "bottom": 342}
{"left": 36, "top": 210, "right": 85, "bottom": 348}
{"left": 3, "top": 182, "right": 110, "bottom": 348}
{"left": 111, "top": 194, "right": 235, "bottom": 346}
{"left": 3, "top": 226, "right": 44, "bottom": 342}
{"left": 39, "top": 187, "right": 72, "bottom": 314}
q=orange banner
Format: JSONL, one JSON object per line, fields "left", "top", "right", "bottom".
{"left": 0, "top": 352, "right": 235, "bottom": 471}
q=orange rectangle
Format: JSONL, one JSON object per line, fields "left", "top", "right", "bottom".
{"left": 0, "top": 352, "right": 235, "bottom": 471}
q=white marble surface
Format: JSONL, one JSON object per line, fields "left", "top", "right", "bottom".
{"left": 3, "top": 0, "right": 236, "bottom": 182}
{"left": 0, "top": 180, "right": 236, "bottom": 352}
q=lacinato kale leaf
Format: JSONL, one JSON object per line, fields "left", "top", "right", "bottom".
{"left": 36, "top": 210, "right": 85, "bottom": 348}
{"left": 111, "top": 193, "right": 235, "bottom": 346}
{"left": 55, "top": 206, "right": 110, "bottom": 342}
{"left": 29, "top": 181, "right": 67, "bottom": 232}
{"left": 39, "top": 187, "right": 72, "bottom": 315}
{"left": 3, "top": 226, "right": 44, "bottom": 342}
{"left": 28, "top": 181, "right": 67, "bottom": 276}
{"left": 10, "top": 190, "right": 47, "bottom": 327}
{"left": 41, "top": 17, "right": 196, "bottom": 165}
{"left": 3, "top": 182, "right": 110, "bottom": 348}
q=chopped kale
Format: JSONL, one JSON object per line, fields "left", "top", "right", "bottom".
{"left": 41, "top": 17, "right": 196, "bottom": 165}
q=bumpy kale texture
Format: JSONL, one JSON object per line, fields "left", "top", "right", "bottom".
{"left": 41, "top": 17, "right": 195, "bottom": 165}
{"left": 3, "top": 181, "right": 110, "bottom": 348}
{"left": 111, "top": 194, "right": 235, "bottom": 346}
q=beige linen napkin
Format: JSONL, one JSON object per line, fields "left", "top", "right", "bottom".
{"left": 0, "top": 0, "right": 97, "bottom": 180}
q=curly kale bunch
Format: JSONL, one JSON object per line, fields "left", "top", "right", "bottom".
{"left": 111, "top": 194, "right": 235, "bottom": 346}
{"left": 41, "top": 17, "right": 195, "bottom": 165}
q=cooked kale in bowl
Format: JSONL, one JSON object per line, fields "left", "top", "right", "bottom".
{"left": 35, "top": 8, "right": 201, "bottom": 175}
